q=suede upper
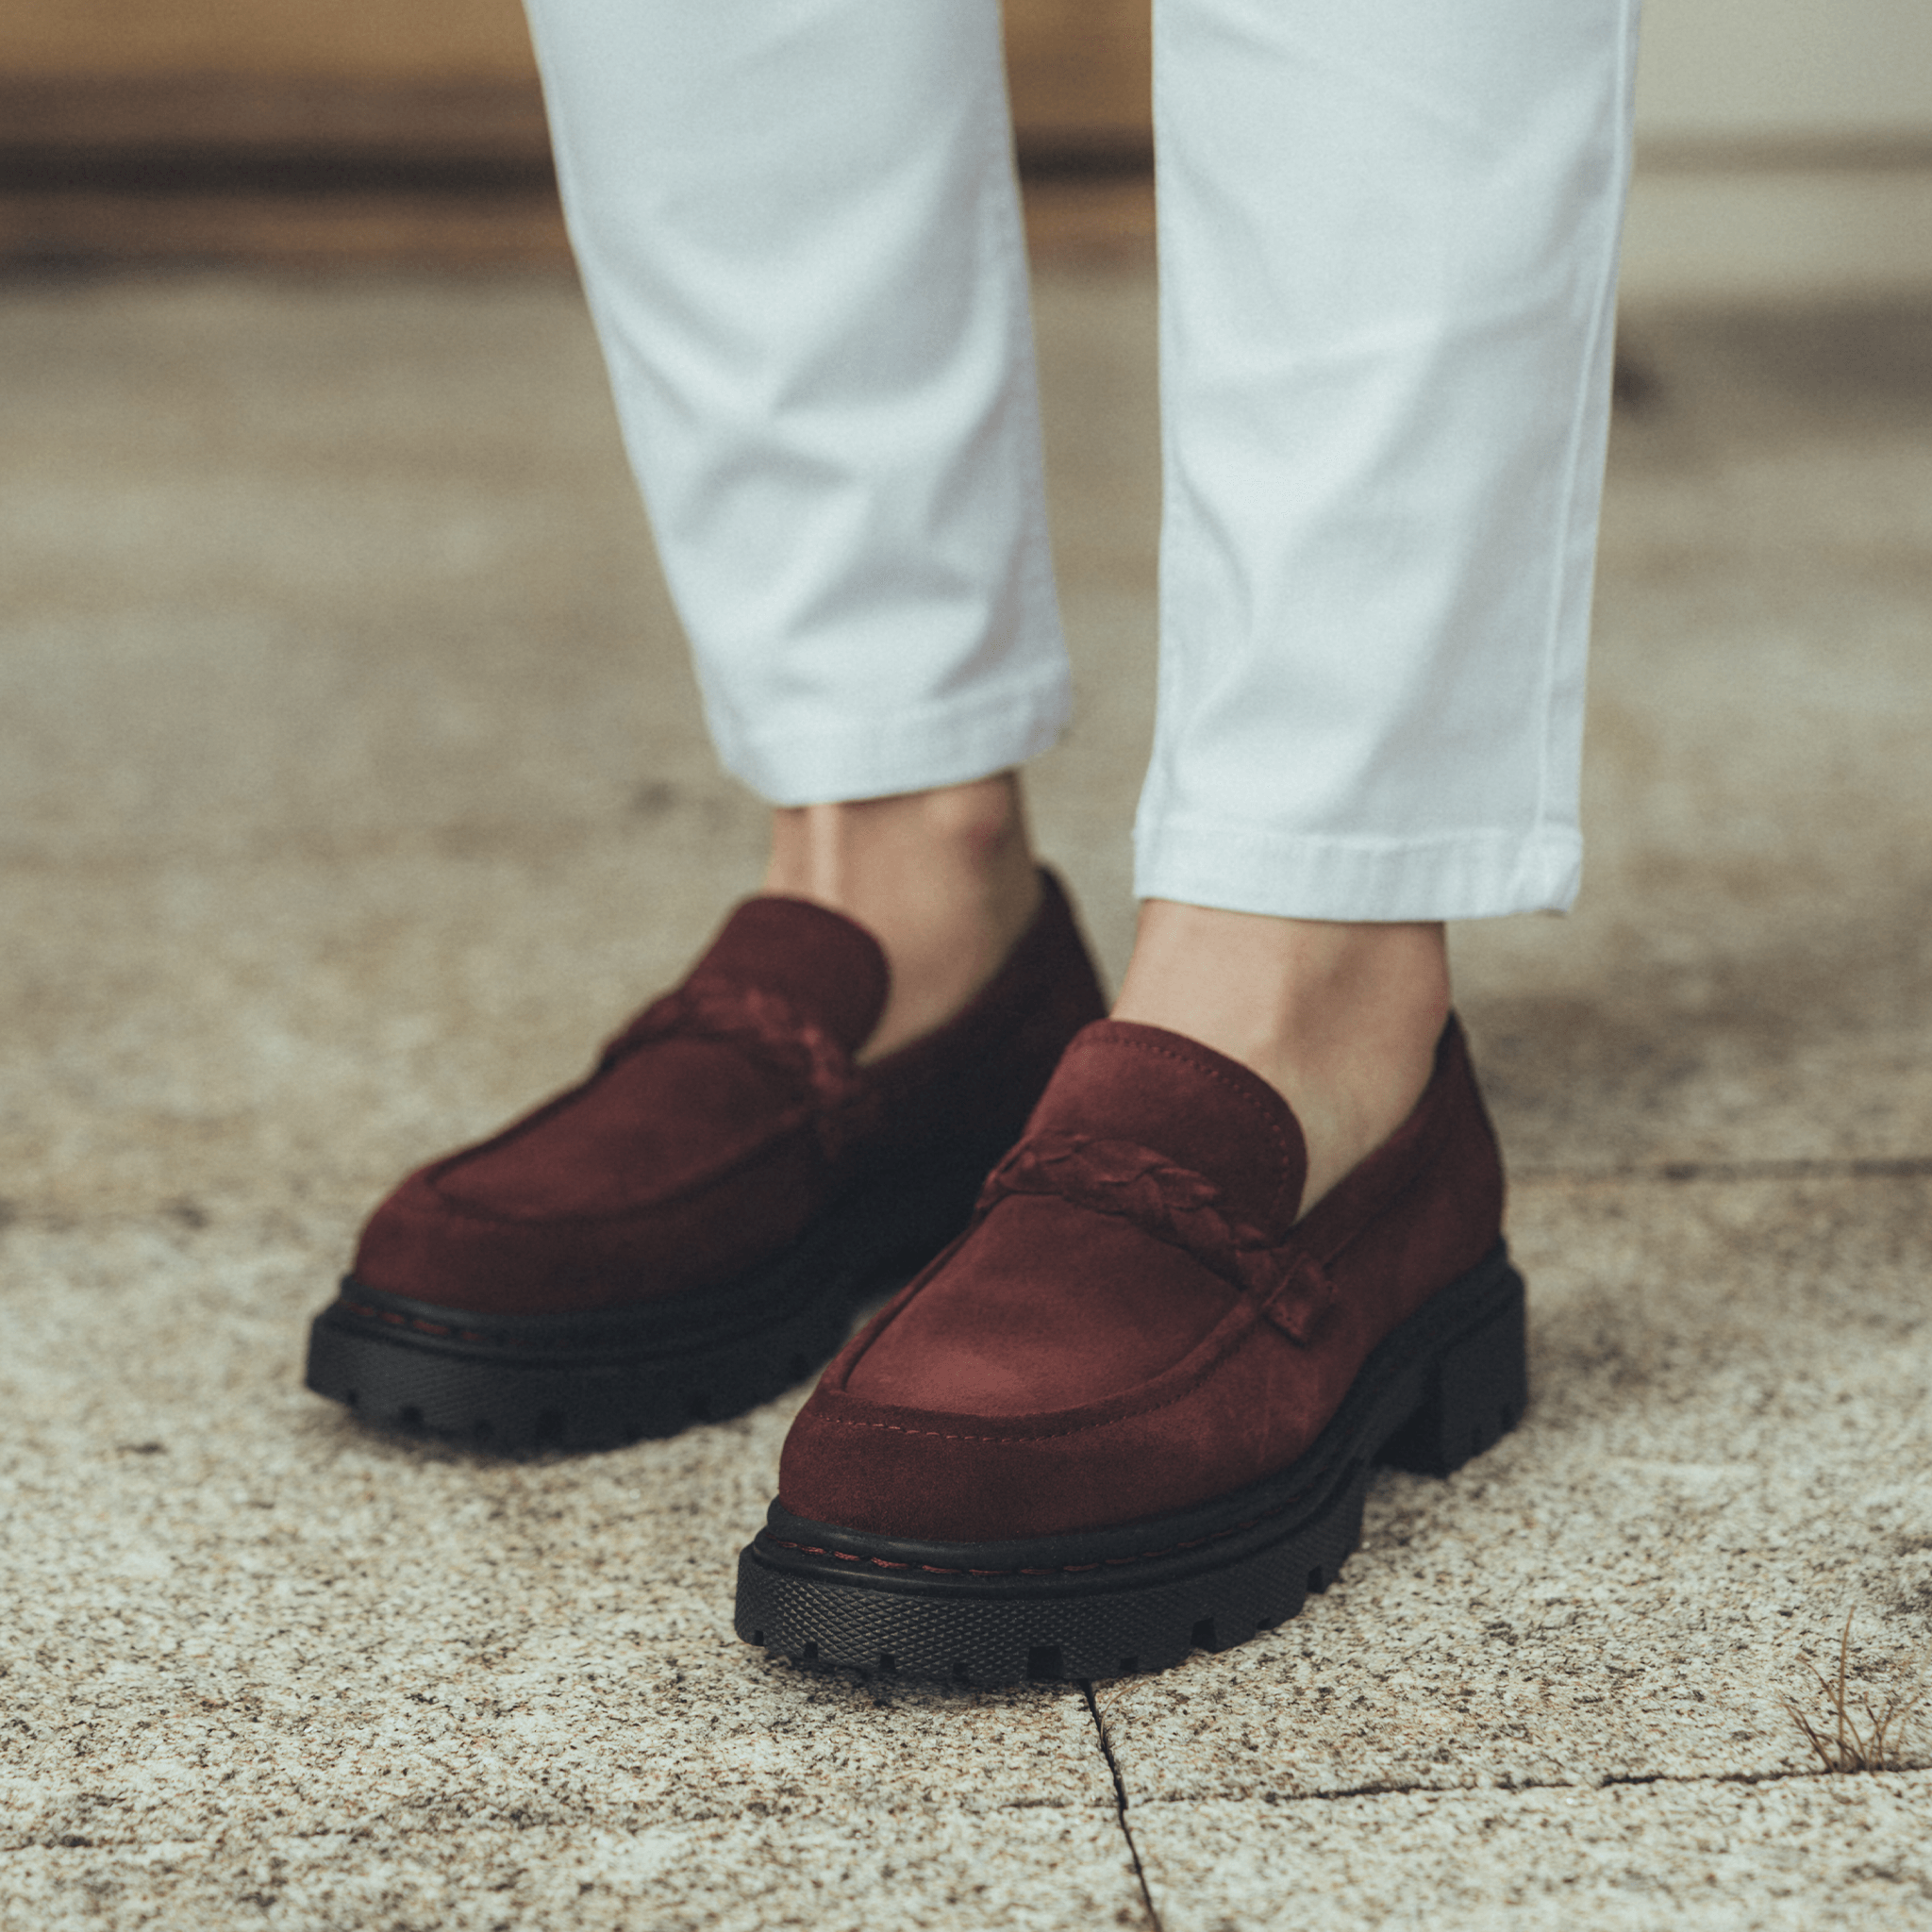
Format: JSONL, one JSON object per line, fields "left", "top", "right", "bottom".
{"left": 778, "top": 1015, "right": 1506, "bottom": 1542}
{"left": 351, "top": 872, "right": 1106, "bottom": 1316}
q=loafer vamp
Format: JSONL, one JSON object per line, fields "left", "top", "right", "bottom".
{"left": 343, "top": 874, "right": 1111, "bottom": 1323}
{"left": 786, "top": 1288, "right": 1337, "bottom": 1545}
{"left": 427, "top": 1034, "right": 818, "bottom": 1221}
{"left": 354, "top": 1132, "right": 828, "bottom": 1316}
{"left": 843, "top": 1192, "right": 1241, "bottom": 1415}
{"left": 349, "top": 892, "right": 894, "bottom": 1316}
{"left": 777, "top": 1015, "right": 1506, "bottom": 1544}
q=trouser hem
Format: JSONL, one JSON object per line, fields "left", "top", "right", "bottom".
{"left": 715, "top": 664, "right": 1073, "bottom": 807}
{"left": 1133, "top": 817, "right": 1581, "bottom": 922}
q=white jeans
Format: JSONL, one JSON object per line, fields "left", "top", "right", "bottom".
{"left": 523, "top": 0, "right": 1639, "bottom": 920}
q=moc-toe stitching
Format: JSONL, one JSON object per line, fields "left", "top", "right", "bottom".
{"left": 807, "top": 1298, "right": 1274, "bottom": 1443}
{"left": 419, "top": 1117, "right": 824, "bottom": 1228}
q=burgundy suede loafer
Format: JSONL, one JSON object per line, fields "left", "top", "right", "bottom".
{"left": 736, "top": 1013, "right": 1525, "bottom": 1685}
{"left": 305, "top": 871, "right": 1106, "bottom": 1450}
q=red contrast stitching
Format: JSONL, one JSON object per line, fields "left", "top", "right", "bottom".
{"left": 344, "top": 1301, "right": 493, "bottom": 1345}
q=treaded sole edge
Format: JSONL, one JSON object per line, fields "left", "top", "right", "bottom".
{"left": 734, "top": 1250, "right": 1527, "bottom": 1684}
{"left": 302, "top": 1147, "right": 1008, "bottom": 1453}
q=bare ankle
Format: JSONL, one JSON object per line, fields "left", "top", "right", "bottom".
{"left": 763, "top": 774, "right": 1041, "bottom": 1058}
{"left": 1111, "top": 903, "right": 1450, "bottom": 1215}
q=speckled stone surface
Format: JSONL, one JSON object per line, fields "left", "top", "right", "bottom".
{"left": 0, "top": 1219, "right": 1115, "bottom": 1848}
{"left": 1456, "top": 309, "right": 1932, "bottom": 1181}
{"left": 5, "top": 1807, "right": 1145, "bottom": 1932}
{"left": 3, "top": 273, "right": 1931, "bottom": 1927}
{"left": 1092, "top": 1173, "right": 1932, "bottom": 1800}
{"left": 1132, "top": 1777, "right": 1932, "bottom": 1931}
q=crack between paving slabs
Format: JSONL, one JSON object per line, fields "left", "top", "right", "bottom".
{"left": 1127, "top": 1763, "right": 1932, "bottom": 1810}
{"left": 12, "top": 1795, "right": 1136, "bottom": 1857}
{"left": 1083, "top": 1681, "right": 1166, "bottom": 1932}
{"left": 23, "top": 1767, "right": 1928, "bottom": 1867}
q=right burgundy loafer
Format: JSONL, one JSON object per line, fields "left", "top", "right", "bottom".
{"left": 305, "top": 871, "right": 1106, "bottom": 1450}
{"left": 736, "top": 1013, "right": 1525, "bottom": 1685}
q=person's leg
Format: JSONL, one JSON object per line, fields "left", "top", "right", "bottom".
{"left": 307, "top": 0, "right": 1109, "bottom": 1450}
{"left": 1114, "top": 907, "right": 1447, "bottom": 1209}
{"left": 1115, "top": 0, "right": 1639, "bottom": 1208}
{"left": 752, "top": 0, "right": 1641, "bottom": 1682}
{"left": 524, "top": 0, "right": 1066, "bottom": 1043}
{"left": 764, "top": 774, "right": 1042, "bottom": 1059}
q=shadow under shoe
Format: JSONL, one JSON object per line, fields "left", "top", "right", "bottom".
{"left": 304, "top": 871, "right": 1107, "bottom": 1451}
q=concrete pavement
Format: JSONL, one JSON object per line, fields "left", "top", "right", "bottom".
{"left": 2, "top": 270, "right": 1928, "bottom": 1928}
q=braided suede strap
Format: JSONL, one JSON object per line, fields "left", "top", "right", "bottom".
{"left": 979, "top": 1134, "right": 1335, "bottom": 1343}
{"left": 603, "top": 983, "right": 876, "bottom": 1159}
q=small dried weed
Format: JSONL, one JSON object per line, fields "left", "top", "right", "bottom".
{"left": 1784, "top": 1612, "right": 1926, "bottom": 1774}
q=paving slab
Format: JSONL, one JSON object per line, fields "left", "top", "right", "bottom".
{"left": 0, "top": 830, "right": 766, "bottom": 1227}
{"left": 0, "top": 1216, "right": 1115, "bottom": 1851}
{"left": 1093, "top": 1171, "right": 1932, "bottom": 1801}
{"left": 1456, "top": 307, "right": 1932, "bottom": 1175}
{"left": 4, "top": 1805, "right": 1146, "bottom": 1932}
{"left": 0, "top": 273, "right": 758, "bottom": 1233}
{"left": 1129, "top": 1774, "right": 1932, "bottom": 1932}
{"left": 4, "top": 270, "right": 1932, "bottom": 1928}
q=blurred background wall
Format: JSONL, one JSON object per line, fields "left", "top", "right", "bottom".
{"left": 0, "top": 0, "right": 1155, "bottom": 264}
{"left": 0, "top": 0, "right": 1928, "bottom": 290}
{"left": 1628, "top": 0, "right": 1932, "bottom": 300}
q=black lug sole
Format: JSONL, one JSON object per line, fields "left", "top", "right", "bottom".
{"left": 734, "top": 1241, "right": 1527, "bottom": 1685}
{"left": 304, "top": 1141, "right": 1006, "bottom": 1453}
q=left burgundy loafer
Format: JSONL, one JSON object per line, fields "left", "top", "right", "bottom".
{"left": 735, "top": 1013, "right": 1526, "bottom": 1685}
{"left": 306, "top": 872, "right": 1105, "bottom": 1450}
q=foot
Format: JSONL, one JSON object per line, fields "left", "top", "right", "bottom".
{"left": 1111, "top": 903, "right": 1451, "bottom": 1215}
{"left": 305, "top": 861, "right": 1107, "bottom": 1450}
{"left": 739, "top": 1012, "right": 1521, "bottom": 1686}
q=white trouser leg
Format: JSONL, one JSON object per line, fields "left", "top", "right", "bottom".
{"left": 522, "top": 0, "right": 1070, "bottom": 806}
{"left": 1136, "top": 0, "right": 1640, "bottom": 920}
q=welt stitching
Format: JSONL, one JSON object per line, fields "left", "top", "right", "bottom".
{"left": 768, "top": 1505, "right": 1288, "bottom": 1577}
{"left": 342, "top": 1302, "right": 497, "bottom": 1345}
{"left": 340, "top": 1300, "right": 653, "bottom": 1350}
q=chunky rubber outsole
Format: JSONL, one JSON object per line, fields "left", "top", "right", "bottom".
{"left": 304, "top": 1140, "right": 1012, "bottom": 1452}
{"left": 735, "top": 1241, "right": 1527, "bottom": 1685}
